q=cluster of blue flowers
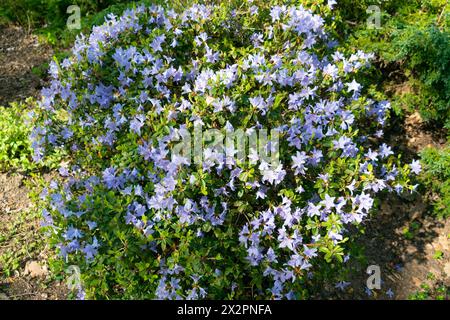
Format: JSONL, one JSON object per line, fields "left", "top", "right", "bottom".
{"left": 32, "top": 2, "right": 420, "bottom": 299}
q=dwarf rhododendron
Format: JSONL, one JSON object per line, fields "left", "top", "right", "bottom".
{"left": 32, "top": 2, "right": 419, "bottom": 299}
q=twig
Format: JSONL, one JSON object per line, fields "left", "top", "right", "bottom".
{"left": 26, "top": 11, "right": 31, "bottom": 35}
{"left": 8, "top": 292, "right": 37, "bottom": 298}
{"left": 437, "top": 3, "right": 448, "bottom": 26}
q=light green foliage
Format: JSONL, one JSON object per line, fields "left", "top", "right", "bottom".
{"left": 0, "top": 100, "right": 36, "bottom": 171}
{"left": 0, "top": 99, "right": 63, "bottom": 172}
{"left": 409, "top": 281, "right": 449, "bottom": 300}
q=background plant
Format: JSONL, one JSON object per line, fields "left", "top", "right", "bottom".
{"left": 420, "top": 147, "right": 450, "bottom": 218}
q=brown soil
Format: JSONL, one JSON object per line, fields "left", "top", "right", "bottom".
{"left": 0, "top": 24, "right": 53, "bottom": 106}
{"left": 0, "top": 173, "right": 68, "bottom": 300}
{"left": 339, "top": 194, "right": 450, "bottom": 300}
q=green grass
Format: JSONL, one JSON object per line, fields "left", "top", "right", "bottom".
{"left": 0, "top": 207, "right": 45, "bottom": 278}
{"left": 0, "top": 101, "right": 36, "bottom": 172}
{"left": 0, "top": 99, "right": 63, "bottom": 173}
{"left": 409, "top": 281, "right": 449, "bottom": 300}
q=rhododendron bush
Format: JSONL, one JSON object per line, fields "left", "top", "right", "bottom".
{"left": 31, "top": 1, "right": 420, "bottom": 299}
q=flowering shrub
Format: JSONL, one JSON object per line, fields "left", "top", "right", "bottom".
{"left": 31, "top": 1, "right": 420, "bottom": 299}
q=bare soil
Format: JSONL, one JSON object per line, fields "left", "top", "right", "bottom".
{"left": 0, "top": 24, "right": 53, "bottom": 106}
{"left": 0, "top": 172, "right": 68, "bottom": 300}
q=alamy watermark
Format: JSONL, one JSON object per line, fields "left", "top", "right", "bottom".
{"left": 171, "top": 124, "right": 281, "bottom": 168}
{"left": 367, "top": 5, "right": 382, "bottom": 29}
{"left": 67, "top": 5, "right": 81, "bottom": 30}
{"left": 366, "top": 265, "right": 381, "bottom": 290}
{"left": 66, "top": 265, "right": 82, "bottom": 291}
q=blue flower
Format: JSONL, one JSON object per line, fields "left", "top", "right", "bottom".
{"left": 335, "top": 281, "right": 351, "bottom": 291}
{"left": 102, "top": 167, "right": 119, "bottom": 189}
{"left": 346, "top": 79, "right": 361, "bottom": 93}
{"left": 379, "top": 143, "right": 394, "bottom": 159}
{"left": 410, "top": 160, "right": 422, "bottom": 175}
{"left": 291, "top": 151, "right": 309, "bottom": 175}
{"left": 83, "top": 237, "right": 99, "bottom": 262}
{"left": 386, "top": 288, "right": 395, "bottom": 299}
{"left": 151, "top": 35, "right": 166, "bottom": 52}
